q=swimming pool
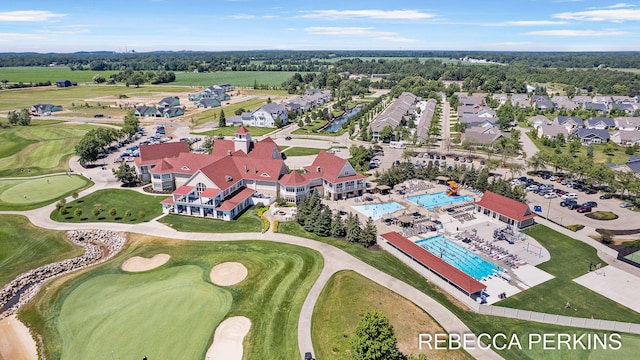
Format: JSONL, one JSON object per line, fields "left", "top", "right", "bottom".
{"left": 416, "top": 235, "right": 503, "bottom": 281}
{"left": 351, "top": 202, "right": 404, "bottom": 220}
{"left": 407, "top": 192, "right": 473, "bottom": 210}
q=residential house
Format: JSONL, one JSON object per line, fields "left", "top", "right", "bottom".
{"left": 195, "top": 99, "right": 221, "bottom": 109}
{"left": 554, "top": 116, "right": 584, "bottom": 131}
{"left": 528, "top": 115, "right": 551, "bottom": 129}
{"left": 157, "top": 107, "right": 184, "bottom": 118}
{"left": 584, "top": 102, "right": 609, "bottom": 113}
{"left": 227, "top": 112, "right": 252, "bottom": 126}
{"left": 370, "top": 92, "right": 418, "bottom": 140}
{"left": 30, "top": 104, "right": 63, "bottom": 114}
{"left": 455, "top": 93, "right": 486, "bottom": 106}
{"left": 457, "top": 105, "right": 496, "bottom": 119}
{"left": 460, "top": 125, "right": 503, "bottom": 147}
{"left": 574, "top": 128, "right": 610, "bottom": 145}
{"left": 537, "top": 124, "right": 569, "bottom": 140}
{"left": 458, "top": 115, "right": 496, "bottom": 129}
{"left": 572, "top": 96, "right": 592, "bottom": 105}
{"left": 611, "top": 130, "right": 640, "bottom": 146}
{"left": 134, "top": 105, "right": 157, "bottom": 117}
{"left": 592, "top": 96, "right": 612, "bottom": 105}
{"left": 552, "top": 96, "right": 579, "bottom": 111}
{"left": 510, "top": 94, "right": 530, "bottom": 108}
{"left": 415, "top": 99, "right": 437, "bottom": 143}
{"left": 611, "top": 103, "right": 635, "bottom": 115}
{"left": 219, "top": 83, "right": 234, "bottom": 92}
{"left": 625, "top": 156, "right": 640, "bottom": 175}
{"left": 158, "top": 96, "right": 180, "bottom": 108}
{"left": 615, "top": 117, "right": 640, "bottom": 131}
{"left": 243, "top": 103, "right": 288, "bottom": 128}
{"left": 56, "top": 79, "right": 76, "bottom": 87}
{"left": 475, "top": 191, "right": 536, "bottom": 228}
{"left": 303, "top": 150, "right": 367, "bottom": 201}
{"left": 585, "top": 117, "right": 616, "bottom": 130}
{"left": 492, "top": 93, "right": 508, "bottom": 105}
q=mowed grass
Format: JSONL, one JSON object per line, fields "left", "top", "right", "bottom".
{"left": 0, "top": 214, "right": 83, "bottom": 287}
{"left": 313, "top": 270, "right": 470, "bottom": 360}
{"left": 21, "top": 235, "right": 323, "bottom": 360}
{"left": 168, "top": 71, "right": 313, "bottom": 87}
{"left": 0, "top": 174, "right": 91, "bottom": 211}
{"left": 0, "top": 122, "right": 98, "bottom": 177}
{"left": 283, "top": 147, "right": 324, "bottom": 156}
{"left": 292, "top": 119, "right": 328, "bottom": 135}
{"left": 526, "top": 131, "right": 633, "bottom": 165}
{"left": 277, "top": 221, "right": 640, "bottom": 359}
{"left": 498, "top": 224, "right": 640, "bottom": 323}
{"left": 0, "top": 66, "right": 120, "bottom": 84}
{"left": 194, "top": 125, "right": 275, "bottom": 137}
{"left": 57, "top": 265, "right": 232, "bottom": 359}
{"left": 50, "top": 189, "right": 164, "bottom": 223}
{"left": 158, "top": 209, "right": 263, "bottom": 233}
{"left": 190, "top": 97, "right": 267, "bottom": 127}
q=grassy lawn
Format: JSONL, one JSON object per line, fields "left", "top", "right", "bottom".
{"left": 0, "top": 67, "right": 119, "bottom": 84}
{"left": 526, "top": 131, "right": 634, "bottom": 165}
{"left": 0, "top": 84, "right": 190, "bottom": 113}
{"left": 292, "top": 119, "right": 328, "bottom": 135}
{"left": 158, "top": 208, "right": 263, "bottom": 233}
{"left": 498, "top": 224, "right": 640, "bottom": 323}
{"left": 167, "top": 71, "right": 313, "bottom": 87}
{"left": 0, "top": 174, "right": 92, "bottom": 211}
{"left": 0, "top": 214, "right": 83, "bottom": 288}
{"left": 194, "top": 124, "right": 274, "bottom": 137}
{"left": 278, "top": 221, "right": 640, "bottom": 359}
{"left": 50, "top": 189, "right": 164, "bottom": 223}
{"left": 283, "top": 147, "right": 324, "bottom": 156}
{"left": 21, "top": 234, "right": 323, "bottom": 360}
{"left": 0, "top": 122, "right": 99, "bottom": 177}
{"left": 313, "top": 270, "right": 470, "bottom": 360}
{"left": 190, "top": 98, "right": 267, "bottom": 127}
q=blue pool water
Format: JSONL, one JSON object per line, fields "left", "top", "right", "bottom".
{"left": 351, "top": 202, "right": 404, "bottom": 220}
{"left": 416, "top": 235, "right": 503, "bottom": 281}
{"left": 407, "top": 192, "right": 473, "bottom": 210}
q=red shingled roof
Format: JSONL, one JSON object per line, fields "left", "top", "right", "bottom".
{"left": 174, "top": 185, "right": 194, "bottom": 195}
{"left": 279, "top": 171, "right": 310, "bottom": 186}
{"left": 200, "top": 188, "right": 221, "bottom": 198}
{"left": 161, "top": 197, "right": 174, "bottom": 204}
{"left": 236, "top": 126, "right": 250, "bottom": 134}
{"left": 217, "top": 187, "right": 255, "bottom": 211}
{"left": 304, "top": 150, "right": 365, "bottom": 183}
{"left": 135, "top": 141, "right": 190, "bottom": 166}
{"left": 380, "top": 232, "right": 486, "bottom": 295}
{"left": 475, "top": 191, "right": 536, "bottom": 222}
{"left": 199, "top": 156, "right": 243, "bottom": 191}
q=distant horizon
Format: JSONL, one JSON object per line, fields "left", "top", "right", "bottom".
{"left": 1, "top": 1, "right": 640, "bottom": 53}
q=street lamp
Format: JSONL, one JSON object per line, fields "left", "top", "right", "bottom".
{"left": 546, "top": 196, "right": 552, "bottom": 219}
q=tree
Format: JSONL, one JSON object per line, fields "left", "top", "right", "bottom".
{"left": 109, "top": 208, "right": 117, "bottom": 217}
{"left": 345, "top": 213, "right": 361, "bottom": 243}
{"left": 74, "top": 208, "right": 83, "bottom": 218}
{"left": 112, "top": 162, "right": 139, "bottom": 186}
{"left": 92, "top": 206, "right": 101, "bottom": 217}
{"left": 350, "top": 310, "right": 403, "bottom": 360}
{"left": 314, "top": 206, "right": 332, "bottom": 237}
{"left": 122, "top": 110, "right": 139, "bottom": 136}
{"left": 219, "top": 109, "right": 226, "bottom": 127}
{"left": 379, "top": 125, "right": 394, "bottom": 142}
{"left": 274, "top": 117, "right": 283, "bottom": 128}
{"left": 7, "top": 110, "right": 20, "bottom": 125}
{"left": 18, "top": 109, "right": 31, "bottom": 126}
{"left": 125, "top": 209, "right": 132, "bottom": 218}
{"left": 330, "top": 211, "right": 346, "bottom": 238}
{"left": 360, "top": 217, "right": 377, "bottom": 247}
{"left": 93, "top": 74, "right": 106, "bottom": 84}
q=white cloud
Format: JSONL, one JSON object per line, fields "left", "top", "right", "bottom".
{"left": 230, "top": 14, "right": 255, "bottom": 19}
{"left": 0, "top": 32, "right": 45, "bottom": 39}
{"left": 554, "top": 8, "right": 640, "bottom": 21}
{"left": 376, "top": 36, "right": 418, "bottom": 43}
{"left": 525, "top": 29, "right": 628, "bottom": 36}
{"left": 0, "top": 10, "right": 66, "bottom": 22}
{"left": 300, "top": 9, "right": 436, "bottom": 20}
{"left": 304, "top": 26, "right": 396, "bottom": 37}
{"left": 588, "top": 3, "right": 636, "bottom": 9}
{"left": 502, "top": 20, "right": 568, "bottom": 26}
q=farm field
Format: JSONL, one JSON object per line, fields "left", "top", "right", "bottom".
{"left": 0, "top": 175, "right": 91, "bottom": 211}
{"left": 312, "top": 270, "right": 470, "bottom": 360}
{"left": 168, "top": 71, "right": 312, "bottom": 87}
{"left": 0, "top": 67, "right": 119, "bottom": 84}
{"left": 21, "top": 235, "right": 323, "bottom": 360}
{"left": 0, "top": 122, "right": 98, "bottom": 177}
{"left": 50, "top": 189, "right": 165, "bottom": 224}
{"left": 0, "top": 214, "right": 83, "bottom": 288}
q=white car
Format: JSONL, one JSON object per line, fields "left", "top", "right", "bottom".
{"left": 510, "top": 179, "right": 522, "bottom": 186}
{"left": 561, "top": 193, "right": 578, "bottom": 200}
{"left": 526, "top": 184, "right": 539, "bottom": 191}
{"left": 544, "top": 192, "right": 558, "bottom": 199}
{"left": 620, "top": 202, "right": 634, "bottom": 208}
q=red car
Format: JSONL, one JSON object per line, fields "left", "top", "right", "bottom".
{"left": 577, "top": 205, "right": 592, "bottom": 213}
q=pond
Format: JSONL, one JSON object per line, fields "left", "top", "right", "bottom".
{"left": 323, "top": 107, "right": 361, "bottom": 132}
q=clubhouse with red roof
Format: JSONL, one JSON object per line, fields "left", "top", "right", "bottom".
{"left": 135, "top": 127, "right": 366, "bottom": 220}
{"left": 474, "top": 190, "right": 536, "bottom": 229}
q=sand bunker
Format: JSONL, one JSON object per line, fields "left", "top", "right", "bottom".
{"left": 210, "top": 262, "right": 248, "bottom": 286}
{"left": 121, "top": 254, "right": 171, "bottom": 272}
{"left": 0, "top": 315, "right": 37, "bottom": 360}
{"left": 205, "top": 316, "right": 251, "bottom": 360}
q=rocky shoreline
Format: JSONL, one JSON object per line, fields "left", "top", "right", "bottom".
{"left": 0, "top": 230, "right": 126, "bottom": 319}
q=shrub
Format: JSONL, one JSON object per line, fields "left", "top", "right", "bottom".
{"left": 273, "top": 220, "right": 279, "bottom": 233}
{"left": 138, "top": 210, "right": 146, "bottom": 219}
{"left": 566, "top": 224, "right": 585, "bottom": 232}
{"left": 257, "top": 207, "right": 270, "bottom": 233}
{"left": 109, "top": 208, "right": 117, "bottom": 217}
{"left": 72, "top": 192, "right": 79, "bottom": 199}
{"left": 600, "top": 229, "right": 613, "bottom": 244}
{"left": 125, "top": 209, "right": 132, "bottom": 217}
{"left": 586, "top": 211, "right": 619, "bottom": 221}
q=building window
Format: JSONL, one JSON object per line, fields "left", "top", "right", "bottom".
{"left": 195, "top": 183, "right": 207, "bottom": 195}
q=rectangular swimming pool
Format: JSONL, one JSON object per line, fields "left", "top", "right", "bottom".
{"left": 351, "top": 202, "right": 404, "bottom": 220}
{"left": 407, "top": 192, "right": 473, "bottom": 210}
{"left": 415, "top": 234, "right": 503, "bottom": 281}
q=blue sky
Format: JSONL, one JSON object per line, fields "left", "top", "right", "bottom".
{"left": 1, "top": 0, "right": 640, "bottom": 52}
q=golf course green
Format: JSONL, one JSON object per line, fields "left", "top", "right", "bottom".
{"left": 0, "top": 174, "right": 91, "bottom": 210}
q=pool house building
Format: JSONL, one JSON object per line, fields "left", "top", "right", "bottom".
{"left": 474, "top": 191, "right": 536, "bottom": 229}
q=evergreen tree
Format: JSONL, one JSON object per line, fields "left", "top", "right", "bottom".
{"left": 296, "top": 195, "right": 310, "bottom": 225}
{"left": 314, "top": 206, "right": 332, "bottom": 237}
{"left": 330, "top": 211, "right": 346, "bottom": 238}
{"left": 350, "top": 310, "right": 403, "bottom": 360}
{"left": 360, "top": 217, "right": 377, "bottom": 247}
{"left": 475, "top": 168, "right": 490, "bottom": 192}
{"left": 304, "top": 202, "right": 320, "bottom": 232}
{"left": 345, "top": 213, "right": 361, "bottom": 243}
{"left": 219, "top": 109, "right": 226, "bottom": 127}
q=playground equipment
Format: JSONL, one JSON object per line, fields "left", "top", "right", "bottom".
{"left": 447, "top": 181, "right": 459, "bottom": 196}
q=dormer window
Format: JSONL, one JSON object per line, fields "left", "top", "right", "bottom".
{"left": 226, "top": 176, "right": 233, "bottom": 182}
{"left": 260, "top": 173, "right": 269, "bottom": 177}
{"left": 181, "top": 166, "right": 190, "bottom": 171}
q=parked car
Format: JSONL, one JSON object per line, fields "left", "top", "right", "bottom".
{"left": 285, "top": 136, "right": 292, "bottom": 140}
{"left": 561, "top": 193, "right": 578, "bottom": 200}
{"left": 526, "top": 184, "right": 539, "bottom": 191}
{"left": 577, "top": 205, "right": 592, "bottom": 213}
{"left": 583, "top": 201, "right": 598, "bottom": 208}
{"left": 561, "top": 179, "right": 569, "bottom": 185}
{"left": 560, "top": 199, "right": 578, "bottom": 207}
{"left": 584, "top": 188, "right": 597, "bottom": 195}
{"left": 544, "top": 192, "right": 558, "bottom": 199}
{"left": 600, "top": 193, "right": 613, "bottom": 199}
{"left": 304, "top": 352, "right": 313, "bottom": 360}
{"left": 620, "top": 202, "right": 634, "bottom": 208}
{"left": 568, "top": 203, "right": 582, "bottom": 210}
